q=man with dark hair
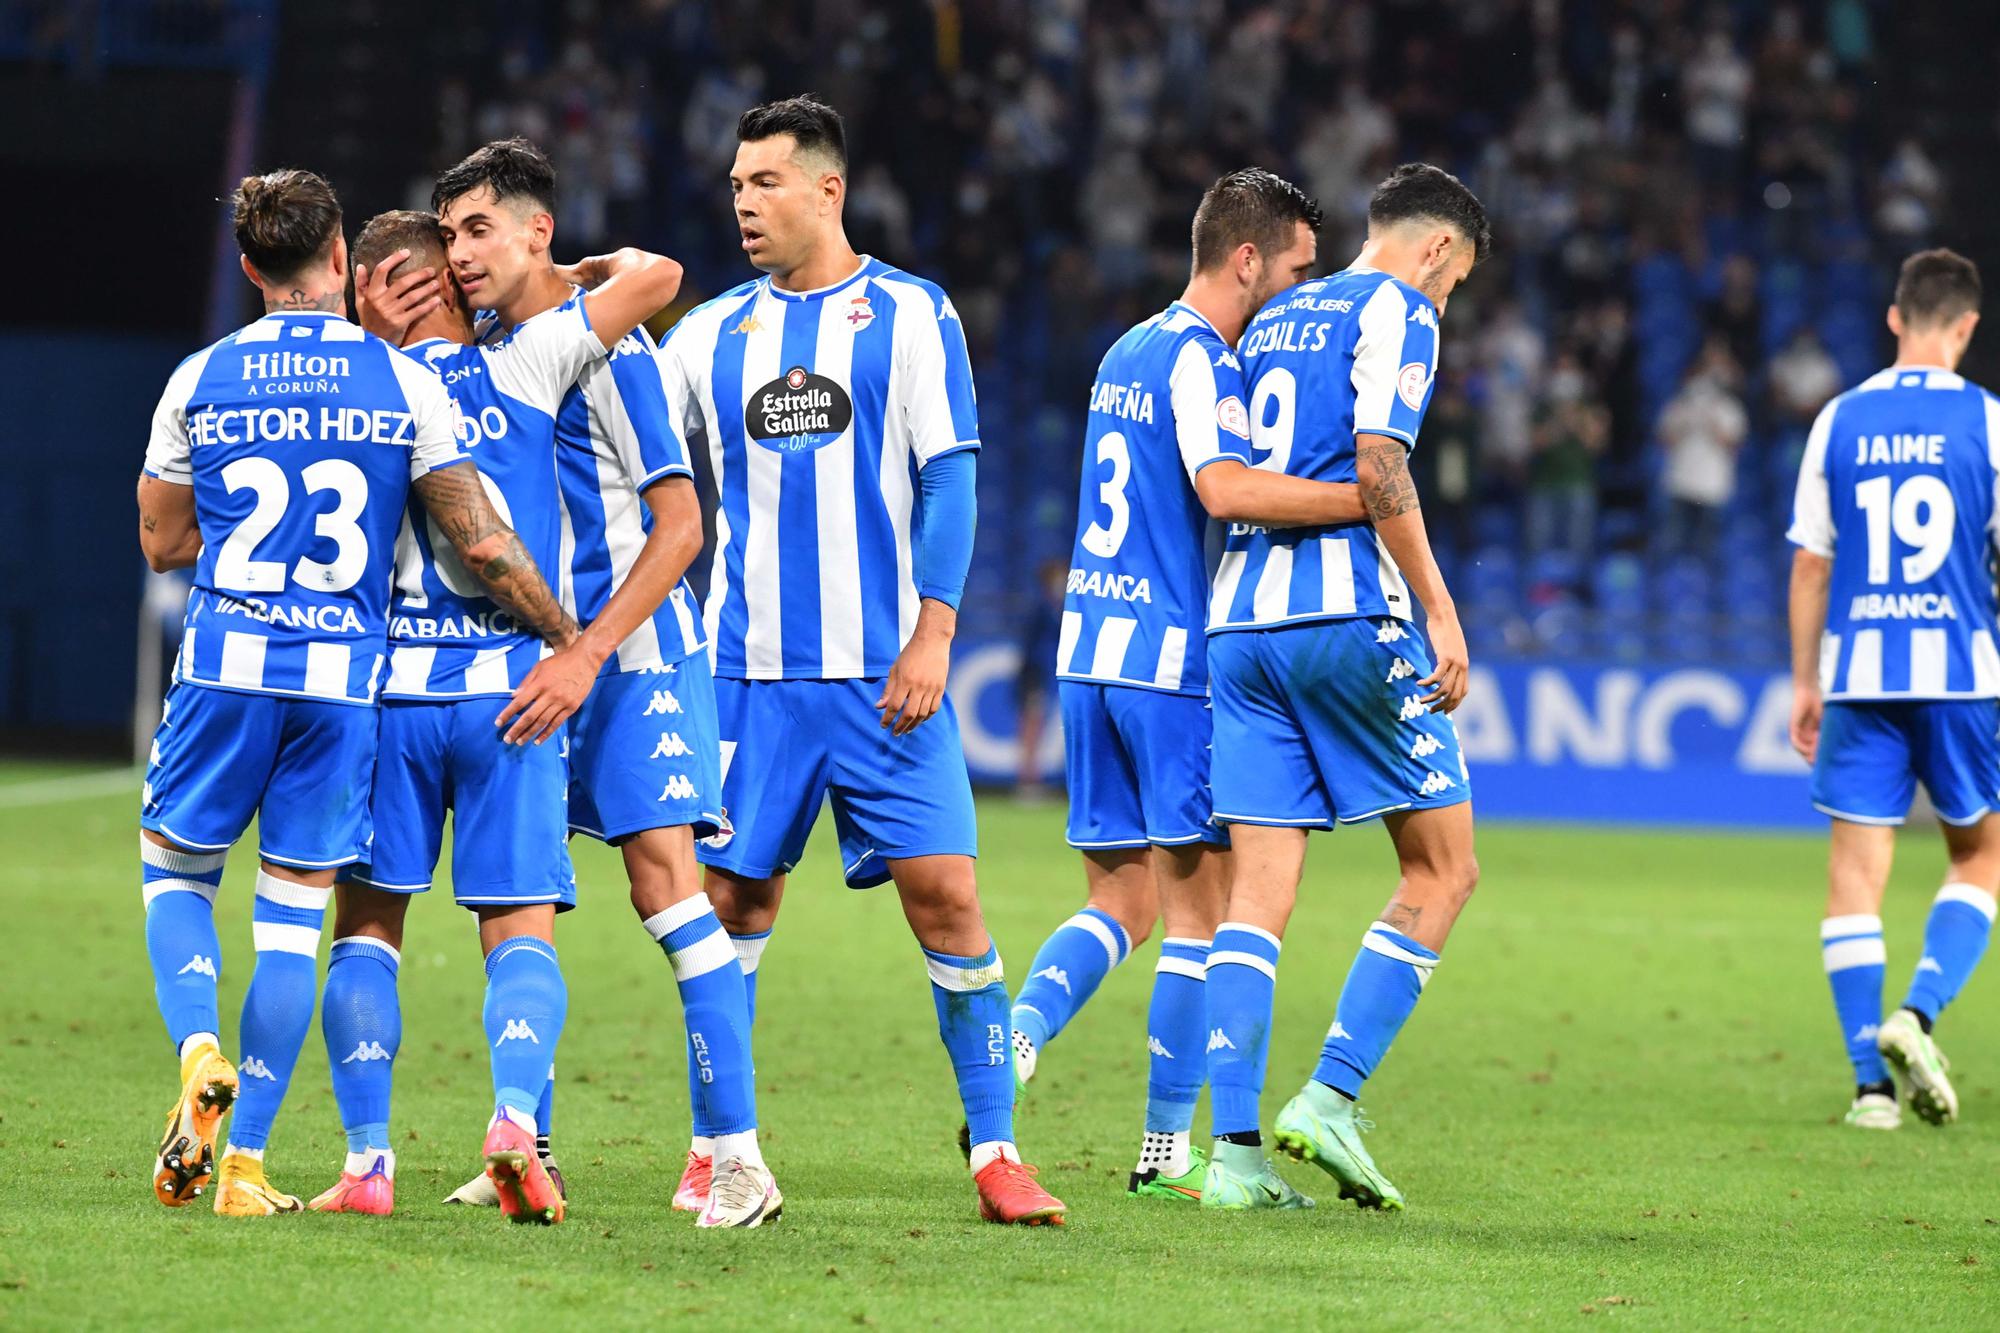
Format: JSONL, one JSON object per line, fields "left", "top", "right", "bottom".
{"left": 659, "top": 94, "right": 1062, "bottom": 1225}
{"left": 135, "top": 170, "right": 574, "bottom": 1217}
{"left": 1200, "top": 162, "right": 1487, "bottom": 1210}
{"left": 324, "top": 156, "right": 691, "bottom": 1225}
{"left": 1788, "top": 246, "right": 2000, "bottom": 1134}
{"left": 1007, "top": 168, "right": 1373, "bottom": 1203}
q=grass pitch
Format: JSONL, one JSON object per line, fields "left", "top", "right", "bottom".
{"left": 0, "top": 760, "right": 1995, "bottom": 1329}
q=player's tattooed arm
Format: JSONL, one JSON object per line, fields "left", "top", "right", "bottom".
{"left": 1355, "top": 432, "right": 1470, "bottom": 713}
{"left": 136, "top": 475, "right": 201, "bottom": 572}
{"left": 1356, "top": 436, "right": 1421, "bottom": 520}
{"left": 412, "top": 462, "right": 580, "bottom": 650}
{"left": 267, "top": 287, "right": 344, "bottom": 314}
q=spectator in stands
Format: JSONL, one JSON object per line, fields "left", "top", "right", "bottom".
{"left": 1659, "top": 339, "right": 1749, "bottom": 556}
{"left": 1526, "top": 351, "right": 1608, "bottom": 563}
{"left": 1771, "top": 326, "right": 1843, "bottom": 425}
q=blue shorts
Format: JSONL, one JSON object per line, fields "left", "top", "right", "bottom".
{"left": 1060, "top": 681, "right": 1226, "bottom": 850}
{"left": 345, "top": 697, "right": 575, "bottom": 910}
{"left": 1209, "top": 617, "right": 1471, "bottom": 828}
{"left": 142, "top": 682, "right": 377, "bottom": 869}
{"left": 569, "top": 654, "right": 726, "bottom": 844}
{"left": 697, "top": 676, "right": 977, "bottom": 889}
{"left": 1811, "top": 699, "right": 2000, "bottom": 826}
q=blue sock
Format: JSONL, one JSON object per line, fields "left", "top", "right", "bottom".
{"left": 1010, "top": 907, "right": 1131, "bottom": 1051}
{"left": 1146, "top": 937, "right": 1211, "bottom": 1132}
{"left": 690, "top": 929, "right": 770, "bottom": 1142}
{"left": 536, "top": 1065, "right": 555, "bottom": 1147}
{"left": 483, "top": 936, "right": 566, "bottom": 1120}
{"left": 1313, "top": 924, "right": 1439, "bottom": 1097}
{"left": 322, "top": 936, "right": 400, "bottom": 1153}
{"left": 1822, "top": 914, "right": 1888, "bottom": 1086}
{"left": 646, "top": 896, "right": 756, "bottom": 1138}
{"left": 734, "top": 929, "right": 769, "bottom": 1024}
{"left": 141, "top": 838, "right": 227, "bottom": 1049}
{"left": 1902, "top": 884, "right": 1996, "bottom": 1022}
{"left": 230, "top": 872, "right": 329, "bottom": 1150}
{"left": 925, "top": 942, "right": 1013, "bottom": 1149}
{"left": 1205, "top": 923, "right": 1281, "bottom": 1137}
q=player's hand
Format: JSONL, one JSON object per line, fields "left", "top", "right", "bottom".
{"left": 1419, "top": 612, "right": 1470, "bottom": 714}
{"left": 1790, "top": 683, "right": 1823, "bottom": 764}
{"left": 554, "top": 256, "right": 606, "bottom": 290}
{"left": 876, "top": 626, "right": 951, "bottom": 736}
{"left": 496, "top": 645, "right": 599, "bottom": 746}
{"left": 354, "top": 249, "right": 441, "bottom": 342}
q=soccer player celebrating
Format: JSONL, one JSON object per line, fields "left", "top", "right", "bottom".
{"left": 316, "top": 151, "right": 684, "bottom": 1223}
{"left": 137, "top": 169, "right": 569, "bottom": 1214}
{"left": 1788, "top": 248, "right": 2000, "bottom": 1131}
{"left": 661, "top": 95, "right": 1062, "bottom": 1225}
{"left": 1008, "top": 169, "right": 1369, "bottom": 1202}
{"left": 1199, "top": 164, "right": 1488, "bottom": 1210}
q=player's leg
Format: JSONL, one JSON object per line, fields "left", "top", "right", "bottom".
{"left": 139, "top": 683, "right": 271, "bottom": 1207}
{"left": 1010, "top": 683, "right": 1154, "bottom": 1082}
{"left": 310, "top": 885, "right": 409, "bottom": 1215}
{"left": 477, "top": 903, "right": 568, "bottom": 1224}
{"left": 1130, "top": 841, "right": 1226, "bottom": 1199}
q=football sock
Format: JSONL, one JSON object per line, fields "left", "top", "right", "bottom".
{"left": 345, "top": 1148, "right": 394, "bottom": 1179}
{"left": 536, "top": 1064, "right": 555, "bottom": 1151}
{"left": 230, "top": 872, "right": 330, "bottom": 1151}
{"left": 644, "top": 895, "right": 757, "bottom": 1138}
{"left": 924, "top": 941, "right": 1014, "bottom": 1156}
{"left": 142, "top": 837, "right": 226, "bottom": 1050}
{"left": 689, "top": 930, "right": 769, "bottom": 1145}
{"left": 1857, "top": 1078, "right": 1895, "bottom": 1100}
{"left": 483, "top": 936, "right": 567, "bottom": 1119}
{"left": 322, "top": 936, "right": 400, "bottom": 1153}
{"left": 1205, "top": 922, "right": 1281, "bottom": 1138}
{"left": 1138, "top": 1129, "right": 1192, "bottom": 1178}
{"left": 1146, "top": 937, "right": 1210, "bottom": 1134}
{"left": 1900, "top": 883, "right": 1996, "bottom": 1024}
{"left": 1010, "top": 907, "right": 1131, "bottom": 1052}
{"left": 1822, "top": 914, "right": 1888, "bottom": 1086}
{"left": 732, "top": 929, "right": 770, "bottom": 1022}
{"left": 1312, "top": 924, "right": 1440, "bottom": 1097}
{"left": 1218, "top": 1130, "right": 1262, "bottom": 1147}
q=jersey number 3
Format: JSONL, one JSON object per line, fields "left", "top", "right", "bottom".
{"left": 1082, "top": 430, "right": 1132, "bottom": 558}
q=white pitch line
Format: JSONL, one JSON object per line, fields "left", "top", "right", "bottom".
{"left": 0, "top": 767, "right": 145, "bottom": 809}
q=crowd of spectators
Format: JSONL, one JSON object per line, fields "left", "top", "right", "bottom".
{"left": 426, "top": 0, "right": 1932, "bottom": 663}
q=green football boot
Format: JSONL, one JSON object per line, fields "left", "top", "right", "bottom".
{"left": 1878, "top": 1009, "right": 1959, "bottom": 1126}
{"left": 1198, "top": 1140, "right": 1314, "bottom": 1211}
{"left": 1273, "top": 1081, "right": 1405, "bottom": 1210}
{"left": 1128, "top": 1143, "right": 1208, "bottom": 1202}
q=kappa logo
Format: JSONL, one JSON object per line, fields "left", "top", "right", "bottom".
{"left": 660, "top": 775, "right": 697, "bottom": 801}
{"left": 1852, "top": 1023, "right": 1880, "bottom": 1043}
{"left": 1419, "top": 771, "right": 1454, "bottom": 796}
{"left": 1408, "top": 304, "right": 1438, "bottom": 330}
{"left": 1397, "top": 695, "right": 1428, "bottom": 722}
{"left": 1326, "top": 1021, "right": 1353, "bottom": 1041}
{"left": 178, "top": 955, "right": 217, "bottom": 979}
{"left": 1206, "top": 1028, "right": 1236, "bottom": 1054}
{"left": 1034, "top": 965, "right": 1072, "bottom": 995}
{"left": 1917, "top": 956, "right": 1944, "bottom": 974}
{"left": 341, "top": 1040, "right": 392, "bottom": 1064}
{"left": 240, "top": 1056, "right": 275, "bottom": 1080}
{"left": 643, "top": 689, "right": 682, "bottom": 716}
{"left": 494, "top": 1019, "right": 539, "bottom": 1047}
{"left": 1376, "top": 621, "right": 1407, "bottom": 644}
{"left": 731, "top": 313, "right": 763, "bottom": 335}
{"left": 1386, "top": 657, "right": 1415, "bottom": 683}
{"left": 1409, "top": 733, "right": 1444, "bottom": 760}
{"left": 1148, "top": 1035, "right": 1174, "bottom": 1059}
{"left": 651, "top": 732, "right": 693, "bottom": 759}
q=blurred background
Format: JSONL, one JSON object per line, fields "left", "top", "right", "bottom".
{"left": 5, "top": 0, "right": 1995, "bottom": 824}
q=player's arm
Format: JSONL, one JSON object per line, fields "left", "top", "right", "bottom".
{"left": 1785, "top": 400, "right": 1839, "bottom": 762}
{"left": 1356, "top": 433, "right": 1468, "bottom": 713}
{"left": 1171, "top": 341, "right": 1365, "bottom": 524}
{"left": 1193, "top": 459, "right": 1364, "bottom": 525}
{"left": 136, "top": 476, "right": 201, "bottom": 572}
{"left": 412, "top": 460, "right": 579, "bottom": 656}
{"left": 557, "top": 248, "right": 684, "bottom": 352}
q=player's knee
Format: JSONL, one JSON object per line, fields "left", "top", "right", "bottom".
{"left": 1455, "top": 854, "right": 1481, "bottom": 904}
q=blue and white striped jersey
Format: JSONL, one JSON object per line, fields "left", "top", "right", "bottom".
{"left": 554, "top": 321, "right": 707, "bottom": 673}
{"left": 1056, "top": 302, "right": 1252, "bottom": 695}
{"left": 1209, "top": 269, "right": 1442, "bottom": 632}
{"left": 143, "top": 311, "right": 469, "bottom": 706}
{"left": 1788, "top": 365, "right": 2000, "bottom": 701}
{"left": 383, "top": 293, "right": 604, "bottom": 700}
{"left": 659, "top": 256, "right": 980, "bottom": 680}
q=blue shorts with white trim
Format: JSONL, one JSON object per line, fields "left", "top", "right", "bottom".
{"left": 1208, "top": 617, "right": 1470, "bottom": 828}
{"left": 1059, "top": 682, "right": 1226, "bottom": 850}
{"left": 568, "top": 653, "right": 726, "bottom": 844}
{"left": 1811, "top": 698, "right": 2000, "bottom": 826}
{"left": 142, "top": 681, "right": 376, "bottom": 868}
{"left": 344, "top": 697, "right": 575, "bottom": 910}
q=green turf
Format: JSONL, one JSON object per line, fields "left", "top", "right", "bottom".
{"left": 1, "top": 766, "right": 1995, "bottom": 1328}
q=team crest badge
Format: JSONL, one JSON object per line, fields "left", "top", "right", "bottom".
{"left": 843, "top": 294, "right": 874, "bottom": 332}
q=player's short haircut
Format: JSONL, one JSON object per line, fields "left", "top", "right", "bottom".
{"left": 737, "top": 94, "right": 848, "bottom": 178}
{"left": 432, "top": 137, "right": 557, "bottom": 218}
{"left": 231, "top": 168, "right": 343, "bottom": 283}
{"left": 1191, "top": 168, "right": 1324, "bottom": 273}
{"left": 1368, "top": 163, "right": 1492, "bottom": 265}
{"left": 1895, "top": 248, "right": 1982, "bottom": 329}
{"left": 352, "top": 209, "right": 446, "bottom": 277}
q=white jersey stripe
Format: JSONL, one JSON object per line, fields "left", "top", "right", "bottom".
{"left": 1909, "top": 628, "right": 1949, "bottom": 695}
{"left": 1252, "top": 544, "right": 1293, "bottom": 623}
{"left": 1320, "top": 536, "right": 1357, "bottom": 615}
{"left": 463, "top": 647, "right": 511, "bottom": 695}
{"left": 219, "top": 631, "right": 266, "bottom": 691}
{"left": 1056, "top": 611, "right": 1083, "bottom": 676}
{"left": 1154, "top": 628, "right": 1188, "bottom": 690}
{"left": 814, "top": 296, "right": 864, "bottom": 673}
{"left": 386, "top": 646, "right": 436, "bottom": 696}
{"left": 1090, "top": 617, "right": 1137, "bottom": 679}
{"left": 1846, "top": 630, "right": 1883, "bottom": 694}
{"left": 738, "top": 314, "right": 786, "bottom": 676}
{"left": 303, "top": 642, "right": 350, "bottom": 699}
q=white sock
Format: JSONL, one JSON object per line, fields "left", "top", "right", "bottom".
{"left": 223, "top": 1143, "right": 262, "bottom": 1162}
{"left": 345, "top": 1148, "right": 395, "bottom": 1179}
{"left": 1138, "top": 1130, "right": 1191, "bottom": 1177}
{"left": 714, "top": 1129, "right": 764, "bottom": 1171}
{"left": 968, "top": 1140, "right": 1019, "bottom": 1174}
{"left": 492, "top": 1105, "right": 537, "bottom": 1136}
{"left": 179, "top": 1031, "right": 220, "bottom": 1060}
{"left": 690, "top": 1134, "right": 714, "bottom": 1159}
